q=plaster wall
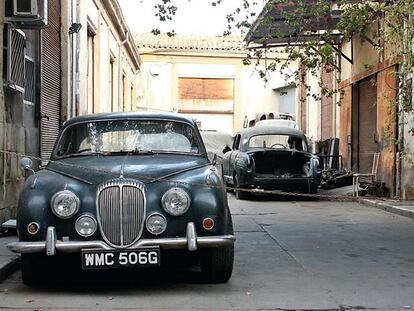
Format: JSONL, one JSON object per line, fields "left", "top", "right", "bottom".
{"left": 138, "top": 53, "right": 297, "bottom": 134}
{"left": 305, "top": 70, "right": 321, "bottom": 149}
{"left": 0, "top": 15, "right": 40, "bottom": 224}
{"left": 75, "top": 0, "right": 139, "bottom": 115}
{"left": 402, "top": 113, "right": 414, "bottom": 199}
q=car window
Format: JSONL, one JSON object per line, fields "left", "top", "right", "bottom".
{"left": 232, "top": 134, "right": 241, "bottom": 150}
{"left": 248, "top": 134, "right": 306, "bottom": 151}
{"left": 54, "top": 120, "right": 202, "bottom": 158}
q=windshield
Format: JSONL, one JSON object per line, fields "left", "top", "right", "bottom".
{"left": 248, "top": 134, "right": 307, "bottom": 151}
{"left": 53, "top": 120, "right": 203, "bottom": 158}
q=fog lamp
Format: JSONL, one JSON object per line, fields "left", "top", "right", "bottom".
{"left": 27, "top": 222, "right": 39, "bottom": 235}
{"left": 146, "top": 213, "right": 167, "bottom": 235}
{"left": 75, "top": 214, "right": 97, "bottom": 237}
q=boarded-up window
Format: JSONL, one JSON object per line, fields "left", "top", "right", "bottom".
{"left": 179, "top": 78, "right": 234, "bottom": 100}
{"left": 178, "top": 78, "right": 234, "bottom": 113}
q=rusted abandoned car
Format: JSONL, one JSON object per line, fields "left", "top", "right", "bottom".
{"left": 221, "top": 126, "right": 321, "bottom": 199}
{"left": 9, "top": 112, "right": 235, "bottom": 284}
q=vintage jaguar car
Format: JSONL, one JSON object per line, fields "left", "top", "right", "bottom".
{"left": 8, "top": 112, "right": 235, "bottom": 284}
{"left": 221, "top": 126, "right": 321, "bottom": 199}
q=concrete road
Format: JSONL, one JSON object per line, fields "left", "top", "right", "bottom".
{"left": 1, "top": 195, "right": 414, "bottom": 311}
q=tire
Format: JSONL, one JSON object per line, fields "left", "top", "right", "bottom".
{"left": 221, "top": 165, "right": 231, "bottom": 192}
{"left": 21, "top": 254, "right": 47, "bottom": 286}
{"left": 234, "top": 175, "right": 248, "bottom": 200}
{"left": 200, "top": 245, "right": 234, "bottom": 283}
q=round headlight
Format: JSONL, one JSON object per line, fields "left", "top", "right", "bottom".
{"left": 146, "top": 213, "right": 167, "bottom": 235}
{"left": 161, "top": 187, "right": 191, "bottom": 216}
{"left": 50, "top": 190, "right": 80, "bottom": 219}
{"left": 75, "top": 214, "right": 97, "bottom": 237}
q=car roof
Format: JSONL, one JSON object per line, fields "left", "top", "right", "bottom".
{"left": 238, "top": 126, "right": 306, "bottom": 139}
{"left": 62, "top": 112, "right": 196, "bottom": 128}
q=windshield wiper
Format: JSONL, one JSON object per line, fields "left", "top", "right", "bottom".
{"left": 130, "top": 149, "right": 156, "bottom": 155}
{"left": 149, "top": 150, "right": 200, "bottom": 156}
{"left": 57, "top": 151, "right": 106, "bottom": 159}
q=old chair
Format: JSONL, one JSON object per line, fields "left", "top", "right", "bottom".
{"left": 352, "top": 152, "right": 380, "bottom": 197}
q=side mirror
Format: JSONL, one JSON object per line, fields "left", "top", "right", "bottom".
{"left": 211, "top": 154, "right": 217, "bottom": 166}
{"left": 19, "top": 157, "right": 33, "bottom": 171}
{"left": 222, "top": 145, "right": 231, "bottom": 154}
{"left": 19, "top": 157, "right": 37, "bottom": 188}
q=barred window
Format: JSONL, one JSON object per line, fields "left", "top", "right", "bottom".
{"left": 6, "top": 27, "right": 25, "bottom": 92}
{"left": 24, "top": 56, "right": 35, "bottom": 104}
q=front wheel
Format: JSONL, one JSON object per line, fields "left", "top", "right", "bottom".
{"left": 200, "top": 245, "right": 234, "bottom": 283}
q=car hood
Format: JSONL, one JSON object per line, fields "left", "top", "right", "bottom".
{"left": 46, "top": 154, "right": 210, "bottom": 185}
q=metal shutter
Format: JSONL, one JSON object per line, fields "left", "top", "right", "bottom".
{"left": 40, "top": 0, "right": 61, "bottom": 159}
{"left": 321, "top": 69, "right": 333, "bottom": 141}
{"left": 357, "top": 77, "right": 377, "bottom": 173}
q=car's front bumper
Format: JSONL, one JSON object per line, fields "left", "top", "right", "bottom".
{"left": 8, "top": 223, "right": 236, "bottom": 256}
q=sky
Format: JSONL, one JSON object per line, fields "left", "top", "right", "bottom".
{"left": 119, "top": 0, "right": 266, "bottom": 36}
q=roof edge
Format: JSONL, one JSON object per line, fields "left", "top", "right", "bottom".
{"left": 104, "top": 0, "right": 142, "bottom": 70}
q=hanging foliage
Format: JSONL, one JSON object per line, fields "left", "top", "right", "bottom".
{"left": 150, "top": 0, "right": 414, "bottom": 131}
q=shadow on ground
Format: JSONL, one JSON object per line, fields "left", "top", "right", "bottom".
{"left": 227, "top": 191, "right": 320, "bottom": 202}
{"left": 21, "top": 264, "right": 211, "bottom": 292}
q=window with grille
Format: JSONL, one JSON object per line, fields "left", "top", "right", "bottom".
{"left": 6, "top": 27, "right": 25, "bottom": 92}
{"left": 24, "top": 56, "right": 35, "bottom": 105}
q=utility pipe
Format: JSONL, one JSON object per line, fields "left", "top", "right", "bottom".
{"left": 118, "top": 31, "right": 129, "bottom": 112}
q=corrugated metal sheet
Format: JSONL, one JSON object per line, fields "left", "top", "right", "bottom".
{"left": 40, "top": 0, "right": 61, "bottom": 159}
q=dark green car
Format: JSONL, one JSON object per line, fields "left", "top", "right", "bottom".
{"left": 9, "top": 113, "right": 235, "bottom": 285}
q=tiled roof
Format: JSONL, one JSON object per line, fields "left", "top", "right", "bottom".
{"left": 134, "top": 33, "right": 247, "bottom": 53}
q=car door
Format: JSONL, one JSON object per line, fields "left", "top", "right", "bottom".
{"left": 228, "top": 134, "right": 241, "bottom": 183}
{"left": 222, "top": 134, "right": 239, "bottom": 181}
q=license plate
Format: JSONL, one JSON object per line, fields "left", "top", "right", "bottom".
{"left": 81, "top": 248, "right": 161, "bottom": 270}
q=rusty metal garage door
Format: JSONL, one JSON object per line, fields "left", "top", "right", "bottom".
{"left": 357, "top": 77, "right": 377, "bottom": 173}
{"left": 321, "top": 69, "right": 333, "bottom": 141}
{"left": 40, "top": 0, "right": 61, "bottom": 160}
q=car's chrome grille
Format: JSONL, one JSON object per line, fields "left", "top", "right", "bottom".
{"left": 97, "top": 179, "right": 146, "bottom": 248}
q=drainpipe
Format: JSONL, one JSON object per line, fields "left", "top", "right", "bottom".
{"left": 118, "top": 31, "right": 129, "bottom": 112}
{"left": 2, "top": 109, "right": 5, "bottom": 202}
{"left": 68, "top": 0, "right": 76, "bottom": 118}
{"left": 1, "top": 3, "right": 6, "bottom": 201}
{"left": 74, "top": 0, "right": 81, "bottom": 116}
